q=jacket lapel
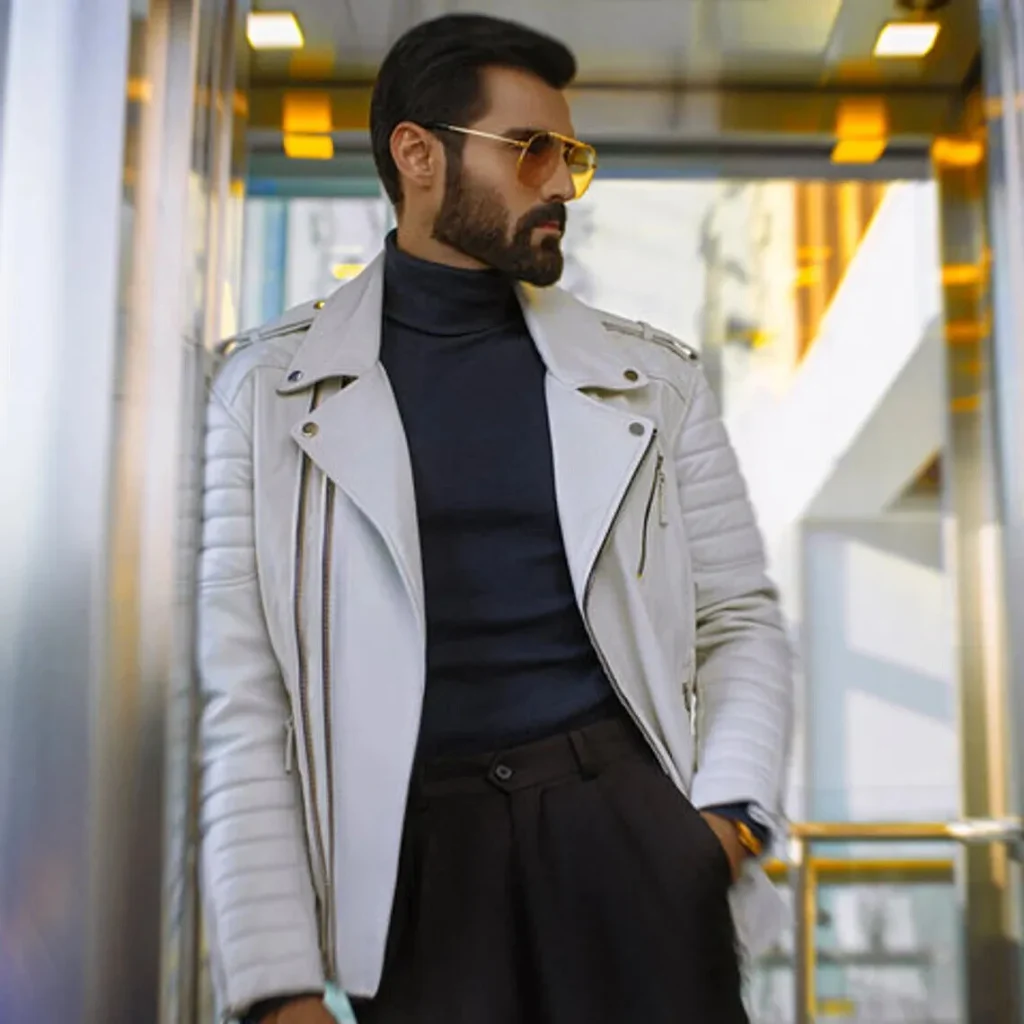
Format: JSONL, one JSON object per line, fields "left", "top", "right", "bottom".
{"left": 543, "top": 376, "right": 654, "bottom": 603}
{"left": 291, "top": 368, "right": 425, "bottom": 627}
{"left": 274, "top": 255, "right": 653, "bottom": 626}
{"left": 518, "top": 285, "right": 654, "bottom": 605}
{"left": 279, "top": 254, "right": 425, "bottom": 628}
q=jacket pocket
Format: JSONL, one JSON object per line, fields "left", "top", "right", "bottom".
{"left": 637, "top": 452, "right": 666, "bottom": 578}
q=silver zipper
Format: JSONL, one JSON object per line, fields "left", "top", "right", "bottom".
{"left": 320, "top": 477, "right": 338, "bottom": 978}
{"left": 657, "top": 463, "right": 668, "bottom": 526}
{"left": 262, "top": 320, "right": 315, "bottom": 343}
{"left": 684, "top": 674, "right": 699, "bottom": 773}
{"left": 284, "top": 717, "right": 296, "bottom": 773}
{"left": 582, "top": 431, "right": 674, "bottom": 778}
{"left": 292, "top": 385, "right": 334, "bottom": 977}
{"left": 684, "top": 580, "right": 700, "bottom": 773}
{"left": 637, "top": 452, "right": 664, "bottom": 578}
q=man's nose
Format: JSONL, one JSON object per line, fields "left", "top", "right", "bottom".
{"left": 541, "top": 156, "right": 576, "bottom": 203}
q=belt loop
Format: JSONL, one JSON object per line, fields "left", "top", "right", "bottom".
{"left": 569, "top": 729, "right": 600, "bottom": 780}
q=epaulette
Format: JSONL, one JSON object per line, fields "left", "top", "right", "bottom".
{"left": 599, "top": 312, "right": 699, "bottom": 363}
{"left": 216, "top": 328, "right": 258, "bottom": 359}
{"left": 215, "top": 299, "right": 324, "bottom": 359}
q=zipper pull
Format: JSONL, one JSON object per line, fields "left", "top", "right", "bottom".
{"left": 284, "top": 718, "right": 296, "bottom": 773}
{"left": 684, "top": 672, "right": 699, "bottom": 723}
{"left": 657, "top": 464, "right": 668, "bottom": 526}
{"left": 685, "top": 679, "right": 700, "bottom": 773}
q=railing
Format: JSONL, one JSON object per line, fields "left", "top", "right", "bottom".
{"left": 755, "top": 819, "right": 1024, "bottom": 1024}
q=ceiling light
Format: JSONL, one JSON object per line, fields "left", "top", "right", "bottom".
{"left": 247, "top": 12, "right": 305, "bottom": 50}
{"left": 874, "top": 21, "right": 941, "bottom": 58}
{"left": 283, "top": 92, "right": 332, "bottom": 134}
{"left": 835, "top": 99, "right": 888, "bottom": 140}
{"left": 932, "top": 137, "right": 984, "bottom": 167}
{"left": 942, "top": 264, "right": 984, "bottom": 286}
{"left": 831, "top": 139, "right": 888, "bottom": 164}
{"left": 283, "top": 134, "right": 334, "bottom": 160}
{"left": 832, "top": 99, "right": 888, "bottom": 164}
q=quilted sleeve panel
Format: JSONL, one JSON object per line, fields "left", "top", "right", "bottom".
{"left": 673, "top": 369, "right": 793, "bottom": 817}
{"left": 197, "top": 379, "right": 325, "bottom": 1017}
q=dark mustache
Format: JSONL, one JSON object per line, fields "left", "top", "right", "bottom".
{"left": 518, "top": 203, "right": 567, "bottom": 233}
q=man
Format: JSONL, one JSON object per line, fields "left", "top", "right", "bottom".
{"left": 199, "top": 13, "right": 792, "bottom": 1024}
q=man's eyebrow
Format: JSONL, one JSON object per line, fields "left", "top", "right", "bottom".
{"left": 502, "top": 126, "right": 544, "bottom": 141}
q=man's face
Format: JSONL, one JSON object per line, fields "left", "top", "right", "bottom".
{"left": 431, "top": 66, "right": 578, "bottom": 287}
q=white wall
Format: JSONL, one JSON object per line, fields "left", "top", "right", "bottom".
{"left": 803, "top": 518, "right": 958, "bottom": 822}
{"left": 799, "top": 516, "right": 960, "bottom": 1024}
{"left": 284, "top": 196, "right": 390, "bottom": 308}
{"left": 728, "top": 182, "right": 944, "bottom": 573}
{"left": 563, "top": 177, "right": 719, "bottom": 340}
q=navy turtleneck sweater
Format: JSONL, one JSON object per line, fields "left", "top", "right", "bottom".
{"left": 379, "top": 233, "right": 618, "bottom": 757}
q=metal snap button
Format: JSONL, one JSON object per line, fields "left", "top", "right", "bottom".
{"left": 314, "top": 300, "right": 325, "bottom": 310}
{"left": 623, "top": 369, "right": 639, "bottom": 382}
{"left": 301, "top": 422, "right": 318, "bottom": 438}
{"left": 494, "top": 764, "right": 514, "bottom": 782}
{"left": 288, "top": 370, "right": 303, "bottom": 383}
{"left": 629, "top": 422, "right": 646, "bottom": 436}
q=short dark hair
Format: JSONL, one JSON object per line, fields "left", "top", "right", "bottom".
{"left": 370, "top": 14, "right": 577, "bottom": 206}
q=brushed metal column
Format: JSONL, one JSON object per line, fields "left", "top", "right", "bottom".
{"left": 982, "top": 1, "right": 1024, "bottom": 1017}
{"left": 99, "top": 0, "right": 216, "bottom": 1020}
{"left": 0, "top": 1, "right": 137, "bottom": 1021}
{"left": 936, "top": 56, "right": 1023, "bottom": 1021}
{"left": 0, "top": 0, "right": 245, "bottom": 1020}
{"left": 111, "top": 2, "right": 248, "bottom": 1022}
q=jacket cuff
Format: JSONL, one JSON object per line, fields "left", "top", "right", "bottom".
{"left": 702, "top": 801, "right": 772, "bottom": 848}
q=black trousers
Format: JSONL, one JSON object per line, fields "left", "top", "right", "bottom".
{"left": 354, "top": 711, "right": 748, "bottom": 1024}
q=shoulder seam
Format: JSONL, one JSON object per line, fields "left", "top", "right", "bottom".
{"left": 209, "top": 378, "right": 253, "bottom": 444}
{"left": 217, "top": 317, "right": 314, "bottom": 358}
{"left": 212, "top": 340, "right": 290, "bottom": 407}
{"left": 599, "top": 316, "right": 699, "bottom": 363}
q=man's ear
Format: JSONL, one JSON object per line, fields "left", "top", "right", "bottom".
{"left": 390, "top": 122, "right": 444, "bottom": 196}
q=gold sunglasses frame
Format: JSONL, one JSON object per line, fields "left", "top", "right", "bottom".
{"left": 426, "top": 122, "right": 598, "bottom": 199}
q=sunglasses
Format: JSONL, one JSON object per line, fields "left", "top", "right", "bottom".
{"left": 426, "top": 123, "right": 598, "bottom": 200}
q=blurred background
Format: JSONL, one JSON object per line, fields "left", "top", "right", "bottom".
{"left": 3, "top": 0, "right": 1024, "bottom": 1021}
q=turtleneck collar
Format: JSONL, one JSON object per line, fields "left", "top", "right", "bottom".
{"left": 383, "top": 230, "right": 521, "bottom": 337}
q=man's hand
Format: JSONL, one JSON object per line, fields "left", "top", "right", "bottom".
{"left": 701, "top": 812, "right": 747, "bottom": 883}
{"left": 266, "top": 996, "right": 338, "bottom": 1023}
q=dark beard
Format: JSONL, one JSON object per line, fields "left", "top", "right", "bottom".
{"left": 431, "top": 171, "right": 566, "bottom": 287}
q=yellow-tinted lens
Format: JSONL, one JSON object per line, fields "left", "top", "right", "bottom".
{"left": 566, "top": 142, "right": 597, "bottom": 198}
{"left": 518, "top": 132, "right": 563, "bottom": 187}
{"left": 515, "top": 132, "right": 597, "bottom": 198}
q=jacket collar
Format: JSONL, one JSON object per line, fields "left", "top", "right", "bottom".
{"left": 516, "top": 282, "right": 649, "bottom": 392}
{"left": 277, "top": 249, "right": 649, "bottom": 396}
{"left": 277, "top": 250, "right": 385, "bottom": 394}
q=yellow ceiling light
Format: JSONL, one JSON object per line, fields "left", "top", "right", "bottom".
{"left": 283, "top": 134, "right": 334, "bottom": 160}
{"left": 832, "top": 139, "right": 888, "bottom": 164}
{"left": 282, "top": 92, "right": 333, "bottom": 160}
{"left": 873, "top": 21, "right": 941, "bottom": 58}
{"left": 942, "top": 264, "right": 985, "bottom": 287}
{"left": 932, "top": 136, "right": 985, "bottom": 167}
{"left": 283, "top": 91, "right": 332, "bottom": 134}
{"left": 832, "top": 98, "right": 889, "bottom": 164}
{"left": 247, "top": 11, "right": 305, "bottom": 50}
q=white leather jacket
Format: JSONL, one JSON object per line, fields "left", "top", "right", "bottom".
{"left": 197, "top": 253, "right": 793, "bottom": 1018}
